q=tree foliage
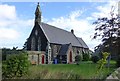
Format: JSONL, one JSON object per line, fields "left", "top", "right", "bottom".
{"left": 97, "top": 52, "right": 110, "bottom": 74}
{"left": 91, "top": 56, "right": 100, "bottom": 63}
{"left": 93, "top": 6, "right": 120, "bottom": 57}
{"left": 23, "top": 38, "right": 28, "bottom": 50}
{"left": 93, "top": 11, "right": 120, "bottom": 39}
{"left": 75, "top": 54, "right": 82, "bottom": 65}
{"left": 2, "top": 52, "right": 30, "bottom": 79}
{"left": 116, "top": 55, "right": 120, "bottom": 67}
{"left": 83, "top": 53, "right": 90, "bottom": 61}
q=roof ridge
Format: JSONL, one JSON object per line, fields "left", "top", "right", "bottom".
{"left": 41, "top": 22, "right": 71, "bottom": 34}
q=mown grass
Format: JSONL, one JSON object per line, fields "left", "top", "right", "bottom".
{"left": 23, "top": 61, "right": 116, "bottom": 79}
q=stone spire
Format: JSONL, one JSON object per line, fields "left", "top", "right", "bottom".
{"left": 35, "top": 2, "right": 41, "bottom": 24}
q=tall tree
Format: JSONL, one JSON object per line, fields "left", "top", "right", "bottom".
{"left": 93, "top": 6, "right": 120, "bottom": 66}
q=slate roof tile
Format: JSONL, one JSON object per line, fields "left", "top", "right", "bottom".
{"left": 40, "top": 22, "right": 88, "bottom": 48}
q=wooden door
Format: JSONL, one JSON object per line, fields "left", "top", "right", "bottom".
{"left": 69, "top": 51, "right": 72, "bottom": 63}
{"left": 42, "top": 55, "right": 44, "bottom": 64}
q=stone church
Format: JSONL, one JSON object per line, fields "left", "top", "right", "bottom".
{"left": 25, "top": 3, "right": 89, "bottom": 64}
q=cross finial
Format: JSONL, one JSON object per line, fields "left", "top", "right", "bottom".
{"left": 35, "top": 2, "right": 41, "bottom": 15}
{"left": 35, "top": 2, "right": 41, "bottom": 24}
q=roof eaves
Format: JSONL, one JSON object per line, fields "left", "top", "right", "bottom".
{"left": 39, "top": 23, "right": 50, "bottom": 43}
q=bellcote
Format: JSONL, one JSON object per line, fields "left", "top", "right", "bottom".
{"left": 35, "top": 2, "right": 41, "bottom": 24}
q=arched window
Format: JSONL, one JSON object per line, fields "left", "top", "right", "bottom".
{"left": 46, "top": 42, "right": 51, "bottom": 63}
{"left": 54, "top": 45, "right": 58, "bottom": 55}
{"left": 38, "top": 37, "right": 41, "bottom": 51}
{"left": 77, "top": 50, "right": 79, "bottom": 54}
{"left": 31, "top": 37, "right": 36, "bottom": 50}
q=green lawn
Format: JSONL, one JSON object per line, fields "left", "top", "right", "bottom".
{"left": 23, "top": 61, "right": 116, "bottom": 79}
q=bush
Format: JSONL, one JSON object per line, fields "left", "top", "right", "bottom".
{"left": 83, "top": 53, "right": 90, "bottom": 61}
{"left": 2, "top": 51, "right": 30, "bottom": 78}
{"left": 116, "top": 55, "right": 120, "bottom": 67}
{"left": 75, "top": 54, "right": 82, "bottom": 65}
{"left": 91, "top": 56, "right": 99, "bottom": 63}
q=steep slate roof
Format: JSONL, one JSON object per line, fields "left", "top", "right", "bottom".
{"left": 40, "top": 22, "right": 88, "bottom": 48}
{"left": 58, "top": 44, "right": 70, "bottom": 55}
{"left": 77, "top": 38, "right": 89, "bottom": 49}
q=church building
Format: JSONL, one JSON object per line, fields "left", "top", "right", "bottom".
{"left": 25, "top": 3, "right": 89, "bottom": 64}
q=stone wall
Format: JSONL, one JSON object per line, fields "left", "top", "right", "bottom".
{"left": 27, "top": 51, "right": 46, "bottom": 65}
{"left": 51, "top": 44, "right": 61, "bottom": 61}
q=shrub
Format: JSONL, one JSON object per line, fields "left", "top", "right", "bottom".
{"left": 2, "top": 51, "right": 30, "bottom": 78}
{"left": 91, "top": 56, "right": 99, "bottom": 63}
{"left": 83, "top": 53, "right": 90, "bottom": 61}
{"left": 75, "top": 54, "right": 82, "bottom": 65}
{"left": 97, "top": 52, "right": 110, "bottom": 74}
{"left": 116, "top": 55, "right": 120, "bottom": 67}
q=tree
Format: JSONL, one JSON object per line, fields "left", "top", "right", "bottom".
{"left": 93, "top": 6, "right": 120, "bottom": 40}
{"left": 91, "top": 56, "right": 100, "bottom": 63}
{"left": 96, "top": 52, "right": 110, "bottom": 74}
{"left": 12, "top": 47, "right": 18, "bottom": 50}
{"left": 2, "top": 52, "right": 30, "bottom": 79}
{"left": 83, "top": 53, "right": 90, "bottom": 61}
{"left": 75, "top": 55, "right": 82, "bottom": 65}
{"left": 23, "top": 38, "right": 28, "bottom": 50}
{"left": 2, "top": 48, "right": 11, "bottom": 61}
{"left": 93, "top": 6, "right": 120, "bottom": 67}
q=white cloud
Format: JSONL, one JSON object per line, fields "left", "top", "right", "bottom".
{"left": 92, "top": 1, "right": 118, "bottom": 19}
{"left": 0, "top": 4, "right": 17, "bottom": 20}
{"left": 45, "top": 10, "right": 100, "bottom": 51}
{"left": 45, "top": 1, "right": 118, "bottom": 51}
{"left": 0, "top": 28, "right": 19, "bottom": 40}
{"left": 0, "top": 4, "right": 34, "bottom": 48}
{"left": 69, "top": 10, "right": 83, "bottom": 20}
{"left": 0, "top": 4, "right": 18, "bottom": 41}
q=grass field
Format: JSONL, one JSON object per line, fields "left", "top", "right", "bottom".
{"left": 22, "top": 61, "right": 117, "bottom": 79}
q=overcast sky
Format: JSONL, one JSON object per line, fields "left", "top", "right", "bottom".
{"left": 0, "top": 1, "right": 119, "bottom": 51}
